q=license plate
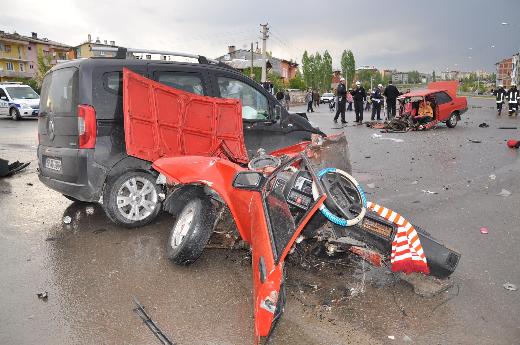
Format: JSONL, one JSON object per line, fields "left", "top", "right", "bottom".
{"left": 45, "top": 157, "right": 62, "bottom": 172}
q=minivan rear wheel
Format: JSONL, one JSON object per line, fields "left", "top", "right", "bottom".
{"left": 104, "top": 171, "right": 162, "bottom": 228}
{"left": 10, "top": 108, "right": 21, "bottom": 121}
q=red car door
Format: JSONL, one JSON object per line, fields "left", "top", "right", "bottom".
{"left": 434, "top": 91, "right": 456, "bottom": 121}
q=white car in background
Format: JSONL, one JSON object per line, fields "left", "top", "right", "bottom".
{"left": 0, "top": 82, "right": 40, "bottom": 120}
{"left": 320, "top": 92, "right": 335, "bottom": 103}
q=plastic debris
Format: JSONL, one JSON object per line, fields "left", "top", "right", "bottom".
{"left": 411, "top": 180, "right": 418, "bottom": 185}
{"left": 468, "top": 139, "right": 482, "bottom": 143}
{"left": 403, "top": 335, "right": 412, "bottom": 342}
{"left": 480, "top": 227, "right": 488, "bottom": 234}
{"left": 366, "top": 183, "right": 376, "bottom": 189}
{"left": 478, "top": 122, "right": 489, "bottom": 128}
{"left": 496, "top": 189, "right": 511, "bottom": 197}
{"left": 489, "top": 174, "right": 496, "bottom": 180}
{"left": 499, "top": 127, "right": 518, "bottom": 129}
{"left": 36, "top": 291, "right": 48, "bottom": 301}
{"left": 422, "top": 190, "right": 438, "bottom": 195}
{"left": 506, "top": 140, "right": 520, "bottom": 148}
{"left": 388, "top": 335, "right": 395, "bottom": 340}
{"left": 503, "top": 283, "right": 517, "bottom": 291}
{"left": 85, "top": 206, "right": 95, "bottom": 215}
{"left": 63, "top": 216, "right": 72, "bottom": 224}
{"left": 371, "top": 133, "right": 404, "bottom": 143}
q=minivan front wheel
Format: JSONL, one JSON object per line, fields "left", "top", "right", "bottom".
{"left": 104, "top": 171, "right": 162, "bottom": 228}
{"left": 10, "top": 108, "right": 21, "bottom": 121}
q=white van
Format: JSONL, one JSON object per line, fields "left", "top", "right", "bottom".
{"left": 0, "top": 82, "right": 40, "bottom": 120}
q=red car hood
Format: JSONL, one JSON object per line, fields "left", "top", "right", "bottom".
{"left": 122, "top": 68, "right": 248, "bottom": 164}
{"left": 400, "top": 81, "right": 460, "bottom": 99}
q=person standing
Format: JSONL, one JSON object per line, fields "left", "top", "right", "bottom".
{"left": 346, "top": 90, "right": 353, "bottom": 111}
{"left": 507, "top": 84, "right": 519, "bottom": 116}
{"left": 352, "top": 81, "right": 366, "bottom": 123}
{"left": 493, "top": 85, "right": 507, "bottom": 116}
{"left": 365, "top": 90, "right": 371, "bottom": 111}
{"left": 313, "top": 89, "right": 320, "bottom": 108}
{"left": 333, "top": 78, "right": 347, "bottom": 124}
{"left": 371, "top": 84, "right": 384, "bottom": 121}
{"left": 284, "top": 90, "right": 291, "bottom": 110}
{"left": 383, "top": 81, "right": 400, "bottom": 119}
{"left": 306, "top": 89, "right": 314, "bottom": 113}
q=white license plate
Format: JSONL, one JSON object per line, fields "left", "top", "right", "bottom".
{"left": 45, "top": 157, "right": 62, "bottom": 172}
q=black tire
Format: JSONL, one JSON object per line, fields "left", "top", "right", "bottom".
{"left": 446, "top": 112, "right": 458, "bottom": 128}
{"left": 103, "top": 171, "right": 162, "bottom": 228}
{"left": 10, "top": 108, "right": 21, "bottom": 121}
{"left": 166, "top": 195, "right": 216, "bottom": 265}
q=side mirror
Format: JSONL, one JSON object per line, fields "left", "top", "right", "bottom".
{"left": 274, "top": 104, "right": 282, "bottom": 120}
{"left": 233, "top": 171, "right": 264, "bottom": 190}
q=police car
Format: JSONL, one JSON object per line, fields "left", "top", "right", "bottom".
{"left": 0, "top": 82, "right": 40, "bottom": 120}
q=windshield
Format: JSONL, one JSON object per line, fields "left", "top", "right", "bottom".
{"left": 6, "top": 86, "right": 39, "bottom": 99}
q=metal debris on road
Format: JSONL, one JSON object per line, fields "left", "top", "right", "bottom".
{"left": 489, "top": 174, "right": 496, "bottom": 180}
{"left": 468, "top": 139, "right": 482, "bottom": 143}
{"left": 63, "top": 216, "right": 72, "bottom": 224}
{"left": 388, "top": 335, "right": 395, "bottom": 340}
{"left": 478, "top": 122, "right": 489, "bottom": 128}
{"left": 422, "top": 190, "right": 438, "bottom": 194}
{"left": 133, "top": 298, "right": 175, "bottom": 345}
{"left": 36, "top": 291, "right": 48, "bottom": 301}
{"left": 411, "top": 180, "right": 418, "bottom": 185}
{"left": 503, "top": 283, "right": 517, "bottom": 291}
{"left": 366, "top": 183, "right": 376, "bottom": 189}
{"left": 496, "top": 189, "right": 512, "bottom": 197}
{"left": 498, "top": 127, "right": 518, "bottom": 129}
{"left": 371, "top": 133, "right": 404, "bottom": 143}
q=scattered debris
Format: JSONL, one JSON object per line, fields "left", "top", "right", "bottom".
{"left": 366, "top": 183, "right": 376, "bottom": 189}
{"left": 496, "top": 189, "right": 512, "bottom": 197}
{"left": 26, "top": 182, "right": 33, "bottom": 186}
{"left": 45, "top": 236, "right": 58, "bottom": 241}
{"left": 371, "top": 133, "right": 404, "bottom": 143}
{"left": 499, "top": 126, "right": 518, "bottom": 129}
{"left": 489, "top": 174, "right": 496, "bottom": 180}
{"left": 480, "top": 227, "right": 489, "bottom": 234}
{"left": 421, "top": 190, "right": 438, "bottom": 195}
{"left": 93, "top": 228, "right": 107, "bottom": 234}
{"left": 388, "top": 335, "right": 395, "bottom": 340}
{"left": 63, "top": 216, "right": 72, "bottom": 224}
{"left": 478, "top": 122, "right": 489, "bottom": 128}
{"left": 403, "top": 335, "right": 412, "bottom": 342}
{"left": 364, "top": 156, "right": 371, "bottom": 159}
{"left": 468, "top": 139, "right": 482, "bottom": 143}
{"left": 411, "top": 180, "right": 418, "bottom": 185}
{"left": 133, "top": 298, "right": 174, "bottom": 345}
{"left": 503, "top": 283, "right": 517, "bottom": 291}
{"left": 506, "top": 140, "right": 520, "bottom": 148}
{"left": 85, "top": 206, "right": 95, "bottom": 215}
{"left": 36, "top": 291, "right": 48, "bottom": 301}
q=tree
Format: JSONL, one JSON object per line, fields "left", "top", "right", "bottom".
{"left": 432, "top": 70, "right": 436, "bottom": 82}
{"left": 242, "top": 67, "right": 262, "bottom": 82}
{"left": 408, "top": 70, "right": 421, "bottom": 84}
{"left": 321, "top": 50, "right": 333, "bottom": 91}
{"left": 345, "top": 50, "right": 356, "bottom": 87}
{"left": 36, "top": 52, "right": 52, "bottom": 87}
{"left": 289, "top": 70, "right": 306, "bottom": 90}
{"left": 302, "top": 51, "right": 311, "bottom": 87}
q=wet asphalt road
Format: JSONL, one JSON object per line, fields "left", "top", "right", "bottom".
{"left": 0, "top": 97, "right": 519, "bottom": 345}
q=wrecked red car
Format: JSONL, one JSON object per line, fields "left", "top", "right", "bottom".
{"left": 398, "top": 81, "right": 468, "bottom": 129}
{"left": 123, "top": 69, "right": 461, "bottom": 343}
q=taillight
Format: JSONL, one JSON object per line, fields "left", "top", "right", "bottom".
{"left": 78, "top": 105, "right": 97, "bottom": 149}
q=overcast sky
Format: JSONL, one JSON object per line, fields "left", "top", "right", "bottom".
{"left": 2, "top": 0, "right": 519, "bottom": 73}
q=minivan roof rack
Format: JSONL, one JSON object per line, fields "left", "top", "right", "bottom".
{"left": 90, "top": 46, "right": 220, "bottom": 65}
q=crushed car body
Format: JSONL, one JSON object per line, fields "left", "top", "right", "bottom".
{"left": 123, "top": 69, "right": 461, "bottom": 343}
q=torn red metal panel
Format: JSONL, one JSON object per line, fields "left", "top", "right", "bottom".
{"left": 123, "top": 68, "right": 248, "bottom": 164}
{"left": 349, "top": 246, "right": 383, "bottom": 267}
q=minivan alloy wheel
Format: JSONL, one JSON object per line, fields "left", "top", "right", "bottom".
{"left": 116, "top": 176, "right": 158, "bottom": 221}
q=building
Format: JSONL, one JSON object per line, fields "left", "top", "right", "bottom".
{"left": 216, "top": 46, "right": 298, "bottom": 83}
{"left": 496, "top": 54, "right": 519, "bottom": 88}
{"left": 68, "top": 35, "right": 118, "bottom": 59}
{"left": 0, "top": 30, "right": 70, "bottom": 82}
{"left": 392, "top": 72, "right": 409, "bottom": 84}
{"left": 0, "top": 31, "right": 31, "bottom": 81}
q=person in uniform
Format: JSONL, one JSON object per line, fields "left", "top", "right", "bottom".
{"left": 333, "top": 77, "right": 347, "bottom": 124}
{"left": 507, "top": 83, "right": 519, "bottom": 116}
{"left": 352, "top": 81, "right": 366, "bottom": 124}
{"left": 371, "top": 84, "right": 384, "bottom": 121}
{"left": 493, "top": 85, "right": 507, "bottom": 116}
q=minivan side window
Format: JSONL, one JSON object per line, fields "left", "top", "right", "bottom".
{"left": 217, "top": 77, "right": 269, "bottom": 121}
{"left": 104, "top": 72, "right": 122, "bottom": 94}
{"left": 156, "top": 72, "right": 205, "bottom": 95}
{"left": 40, "top": 67, "right": 78, "bottom": 115}
{"left": 434, "top": 92, "right": 452, "bottom": 105}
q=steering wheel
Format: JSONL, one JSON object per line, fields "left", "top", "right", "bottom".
{"left": 311, "top": 168, "right": 367, "bottom": 227}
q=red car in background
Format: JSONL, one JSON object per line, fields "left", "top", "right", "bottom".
{"left": 399, "top": 81, "right": 468, "bottom": 128}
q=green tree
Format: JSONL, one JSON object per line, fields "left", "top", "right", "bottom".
{"left": 243, "top": 66, "right": 262, "bottom": 82}
{"left": 345, "top": 50, "right": 356, "bottom": 87}
{"left": 288, "top": 70, "right": 306, "bottom": 90}
{"left": 267, "top": 71, "right": 284, "bottom": 92}
{"left": 321, "top": 50, "right": 333, "bottom": 91}
{"left": 36, "top": 52, "right": 52, "bottom": 87}
{"left": 408, "top": 70, "right": 421, "bottom": 84}
{"left": 302, "top": 51, "right": 311, "bottom": 87}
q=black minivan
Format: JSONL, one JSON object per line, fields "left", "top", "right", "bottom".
{"left": 38, "top": 51, "right": 321, "bottom": 227}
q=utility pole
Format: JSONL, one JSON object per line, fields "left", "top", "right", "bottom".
{"left": 250, "top": 42, "right": 255, "bottom": 79}
{"left": 260, "top": 23, "right": 269, "bottom": 83}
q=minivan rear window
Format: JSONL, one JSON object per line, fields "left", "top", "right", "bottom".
{"left": 40, "top": 67, "right": 79, "bottom": 116}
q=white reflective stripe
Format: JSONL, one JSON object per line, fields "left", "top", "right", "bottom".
{"left": 380, "top": 208, "right": 389, "bottom": 218}
{"left": 396, "top": 216, "right": 405, "bottom": 226}
{"left": 393, "top": 252, "right": 413, "bottom": 261}
{"left": 388, "top": 211, "right": 398, "bottom": 222}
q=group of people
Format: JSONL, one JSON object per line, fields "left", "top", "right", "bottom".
{"left": 333, "top": 79, "right": 401, "bottom": 124}
{"left": 275, "top": 89, "right": 291, "bottom": 110}
{"left": 305, "top": 89, "right": 322, "bottom": 112}
{"left": 493, "top": 84, "right": 519, "bottom": 116}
